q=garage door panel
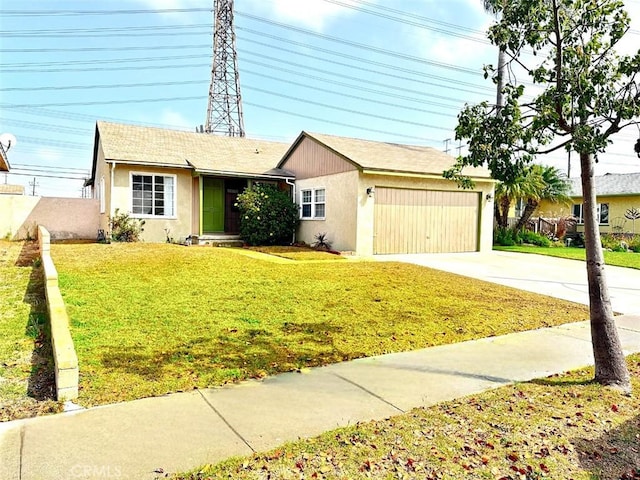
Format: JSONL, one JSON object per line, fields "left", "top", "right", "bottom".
{"left": 374, "top": 188, "right": 479, "bottom": 254}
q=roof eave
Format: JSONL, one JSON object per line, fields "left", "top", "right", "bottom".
{"left": 193, "top": 168, "right": 295, "bottom": 180}
{"left": 362, "top": 168, "right": 496, "bottom": 182}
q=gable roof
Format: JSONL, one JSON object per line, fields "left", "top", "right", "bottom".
{"left": 279, "top": 131, "right": 493, "bottom": 179}
{"left": 569, "top": 172, "right": 640, "bottom": 197}
{"left": 87, "top": 121, "right": 293, "bottom": 185}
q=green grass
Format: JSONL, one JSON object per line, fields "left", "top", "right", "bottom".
{"left": 0, "top": 241, "right": 61, "bottom": 421}
{"left": 494, "top": 245, "right": 640, "bottom": 269}
{"left": 176, "top": 354, "right": 640, "bottom": 480}
{"left": 51, "top": 243, "right": 589, "bottom": 407}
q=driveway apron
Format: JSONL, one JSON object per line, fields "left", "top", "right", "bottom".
{"left": 375, "top": 251, "right": 640, "bottom": 315}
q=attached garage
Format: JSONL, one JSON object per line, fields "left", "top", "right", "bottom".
{"left": 278, "top": 131, "right": 495, "bottom": 256}
{"left": 374, "top": 188, "right": 480, "bottom": 254}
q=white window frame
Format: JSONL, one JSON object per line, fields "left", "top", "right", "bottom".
{"left": 573, "top": 203, "right": 609, "bottom": 225}
{"left": 300, "top": 187, "right": 326, "bottom": 220}
{"left": 130, "top": 172, "right": 177, "bottom": 219}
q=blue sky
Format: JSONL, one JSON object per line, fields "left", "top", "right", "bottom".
{"left": 1, "top": 0, "right": 639, "bottom": 197}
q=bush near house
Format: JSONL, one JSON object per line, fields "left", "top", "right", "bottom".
{"left": 236, "top": 184, "right": 298, "bottom": 246}
{"left": 493, "top": 227, "right": 552, "bottom": 247}
{"left": 109, "top": 209, "right": 145, "bottom": 242}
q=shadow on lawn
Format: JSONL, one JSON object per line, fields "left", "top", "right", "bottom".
{"left": 98, "top": 321, "right": 350, "bottom": 385}
{"left": 572, "top": 413, "right": 640, "bottom": 480}
{"left": 17, "top": 241, "right": 57, "bottom": 402}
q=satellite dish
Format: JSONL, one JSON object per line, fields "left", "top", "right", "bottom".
{"left": 0, "top": 133, "right": 17, "bottom": 152}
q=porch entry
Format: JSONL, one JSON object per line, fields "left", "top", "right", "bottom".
{"left": 202, "top": 177, "right": 247, "bottom": 234}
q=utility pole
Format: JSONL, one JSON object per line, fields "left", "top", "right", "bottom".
{"left": 29, "top": 177, "right": 39, "bottom": 196}
{"left": 443, "top": 138, "right": 451, "bottom": 154}
{"left": 204, "top": 0, "right": 245, "bottom": 137}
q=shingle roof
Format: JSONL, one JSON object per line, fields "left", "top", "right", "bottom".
{"left": 95, "top": 121, "right": 293, "bottom": 178}
{"left": 569, "top": 172, "right": 640, "bottom": 196}
{"left": 282, "top": 131, "right": 493, "bottom": 179}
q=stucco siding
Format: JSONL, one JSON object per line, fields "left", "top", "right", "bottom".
{"left": 110, "top": 164, "right": 193, "bottom": 242}
{"left": 0, "top": 196, "right": 99, "bottom": 240}
{"left": 356, "top": 174, "right": 494, "bottom": 255}
{"left": 561, "top": 195, "right": 640, "bottom": 234}
{"left": 295, "top": 170, "right": 359, "bottom": 252}
{"left": 281, "top": 137, "right": 358, "bottom": 180}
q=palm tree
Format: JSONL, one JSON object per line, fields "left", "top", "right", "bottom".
{"left": 514, "top": 165, "right": 571, "bottom": 231}
{"left": 494, "top": 167, "right": 544, "bottom": 228}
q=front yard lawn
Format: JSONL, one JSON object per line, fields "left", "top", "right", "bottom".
{"left": 495, "top": 245, "right": 640, "bottom": 270}
{"left": 0, "top": 241, "right": 61, "bottom": 421}
{"left": 51, "top": 243, "right": 589, "bottom": 406}
{"left": 177, "top": 354, "right": 640, "bottom": 480}
{"left": 245, "top": 245, "right": 345, "bottom": 261}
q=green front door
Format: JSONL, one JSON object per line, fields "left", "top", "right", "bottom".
{"left": 203, "top": 178, "right": 224, "bottom": 233}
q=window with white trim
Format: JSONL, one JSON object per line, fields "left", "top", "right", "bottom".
{"left": 573, "top": 203, "right": 609, "bottom": 224}
{"left": 131, "top": 173, "right": 175, "bottom": 217}
{"left": 300, "top": 188, "right": 326, "bottom": 219}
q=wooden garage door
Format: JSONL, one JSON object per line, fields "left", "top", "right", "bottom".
{"left": 374, "top": 188, "right": 480, "bottom": 254}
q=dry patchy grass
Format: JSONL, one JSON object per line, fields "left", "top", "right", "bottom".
{"left": 245, "top": 245, "right": 344, "bottom": 261}
{"left": 176, "top": 355, "right": 640, "bottom": 480}
{"left": 50, "top": 243, "right": 590, "bottom": 407}
{"left": 0, "top": 241, "right": 62, "bottom": 421}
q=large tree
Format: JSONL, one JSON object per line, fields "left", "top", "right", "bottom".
{"left": 448, "top": 0, "right": 639, "bottom": 392}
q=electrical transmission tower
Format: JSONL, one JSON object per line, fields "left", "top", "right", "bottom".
{"left": 205, "top": 0, "right": 245, "bottom": 137}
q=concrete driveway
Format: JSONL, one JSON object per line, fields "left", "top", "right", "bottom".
{"left": 375, "top": 251, "right": 640, "bottom": 315}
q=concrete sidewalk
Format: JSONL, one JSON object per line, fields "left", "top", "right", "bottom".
{"left": 1, "top": 315, "right": 639, "bottom": 480}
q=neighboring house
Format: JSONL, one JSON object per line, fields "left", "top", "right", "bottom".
{"left": 0, "top": 141, "right": 10, "bottom": 172}
{"left": 547, "top": 172, "right": 640, "bottom": 234}
{"left": 85, "top": 121, "right": 293, "bottom": 243}
{"left": 278, "top": 131, "right": 495, "bottom": 255}
{"left": 0, "top": 184, "right": 25, "bottom": 195}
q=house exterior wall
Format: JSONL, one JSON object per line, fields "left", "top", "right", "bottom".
{"left": 295, "top": 170, "right": 359, "bottom": 252}
{"left": 282, "top": 137, "right": 358, "bottom": 180}
{"left": 94, "top": 142, "right": 111, "bottom": 235}
{"left": 110, "top": 164, "right": 193, "bottom": 242}
{"left": 356, "top": 173, "right": 495, "bottom": 255}
{"left": 0, "top": 195, "right": 99, "bottom": 240}
{"left": 549, "top": 194, "right": 640, "bottom": 234}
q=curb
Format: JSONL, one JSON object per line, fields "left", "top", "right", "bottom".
{"left": 38, "top": 225, "right": 79, "bottom": 401}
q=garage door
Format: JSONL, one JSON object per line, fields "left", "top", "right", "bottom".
{"left": 374, "top": 188, "right": 480, "bottom": 254}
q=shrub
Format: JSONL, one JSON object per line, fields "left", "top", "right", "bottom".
{"left": 494, "top": 227, "right": 518, "bottom": 246}
{"left": 110, "top": 209, "right": 145, "bottom": 242}
{"left": 494, "top": 227, "right": 552, "bottom": 247}
{"left": 312, "top": 232, "right": 332, "bottom": 250}
{"left": 519, "top": 229, "right": 552, "bottom": 247}
{"left": 629, "top": 236, "right": 640, "bottom": 253}
{"left": 601, "top": 233, "right": 627, "bottom": 252}
{"left": 236, "top": 184, "right": 298, "bottom": 246}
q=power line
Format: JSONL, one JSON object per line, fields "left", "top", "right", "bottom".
{"left": 1, "top": 7, "right": 211, "bottom": 16}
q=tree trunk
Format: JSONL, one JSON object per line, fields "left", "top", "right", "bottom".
{"left": 579, "top": 151, "right": 631, "bottom": 392}
{"left": 514, "top": 198, "right": 538, "bottom": 231}
{"left": 494, "top": 200, "right": 501, "bottom": 226}
{"left": 499, "top": 196, "right": 510, "bottom": 228}
{"left": 496, "top": 47, "right": 507, "bottom": 110}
